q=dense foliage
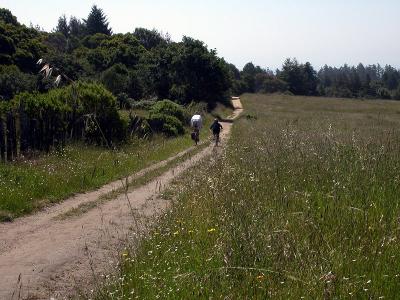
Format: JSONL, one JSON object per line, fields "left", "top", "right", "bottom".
{"left": 0, "top": 82, "right": 125, "bottom": 162}
{"left": 0, "top": 7, "right": 232, "bottom": 106}
{"left": 148, "top": 100, "right": 185, "bottom": 136}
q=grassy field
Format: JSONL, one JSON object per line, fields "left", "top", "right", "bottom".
{"left": 96, "top": 94, "right": 400, "bottom": 299}
{"left": 0, "top": 115, "right": 215, "bottom": 221}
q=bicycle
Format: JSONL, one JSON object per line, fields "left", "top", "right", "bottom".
{"left": 213, "top": 131, "right": 221, "bottom": 146}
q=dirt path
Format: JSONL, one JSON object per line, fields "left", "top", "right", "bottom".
{"left": 0, "top": 100, "right": 243, "bottom": 299}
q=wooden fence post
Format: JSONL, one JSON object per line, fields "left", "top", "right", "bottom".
{"left": 19, "top": 104, "right": 29, "bottom": 154}
{"left": 0, "top": 113, "right": 5, "bottom": 162}
{"left": 6, "top": 112, "right": 12, "bottom": 161}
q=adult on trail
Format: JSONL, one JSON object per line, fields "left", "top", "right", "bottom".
{"left": 190, "top": 114, "right": 202, "bottom": 145}
{"left": 210, "top": 119, "right": 223, "bottom": 146}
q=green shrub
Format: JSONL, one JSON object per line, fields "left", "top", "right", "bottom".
{"left": 147, "top": 113, "right": 184, "bottom": 137}
{"left": 377, "top": 87, "right": 391, "bottom": 99}
{"left": 0, "top": 65, "right": 36, "bottom": 100}
{"left": 146, "top": 100, "right": 186, "bottom": 136}
{"left": 149, "top": 99, "right": 185, "bottom": 123}
{"left": 130, "top": 99, "right": 155, "bottom": 110}
{"left": 66, "top": 82, "right": 127, "bottom": 145}
{"left": 392, "top": 87, "right": 400, "bottom": 100}
{"left": 11, "top": 82, "right": 126, "bottom": 151}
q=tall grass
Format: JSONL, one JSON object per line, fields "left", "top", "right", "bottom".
{"left": 95, "top": 94, "right": 400, "bottom": 299}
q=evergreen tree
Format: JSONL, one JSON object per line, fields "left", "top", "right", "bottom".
{"left": 69, "top": 16, "right": 86, "bottom": 37}
{"left": 302, "top": 62, "right": 318, "bottom": 95}
{"left": 85, "top": 5, "right": 112, "bottom": 36}
{"left": 0, "top": 8, "right": 19, "bottom": 26}
{"left": 55, "top": 15, "right": 70, "bottom": 37}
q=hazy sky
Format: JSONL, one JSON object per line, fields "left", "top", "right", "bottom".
{"left": 1, "top": 0, "right": 399, "bottom": 70}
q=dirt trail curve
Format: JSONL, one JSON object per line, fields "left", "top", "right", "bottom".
{"left": 0, "top": 99, "right": 243, "bottom": 299}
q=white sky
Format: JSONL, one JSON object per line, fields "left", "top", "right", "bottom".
{"left": 1, "top": 0, "right": 399, "bottom": 70}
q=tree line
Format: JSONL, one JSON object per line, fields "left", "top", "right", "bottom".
{"left": 0, "top": 6, "right": 231, "bottom": 107}
{"left": 231, "top": 59, "right": 400, "bottom": 100}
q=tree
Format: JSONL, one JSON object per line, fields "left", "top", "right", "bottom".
{"left": 241, "top": 62, "right": 257, "bottom": 92}
{"left": 69, "top": 16, "right": 86, "bottom": 37}
{"left": 279, "top": 58, "right": 305, "bottom": 95}
{"left": 0, "top": 8, "right": 19, "bottom": 26}
{"left": 0, "top": 65, "right": 36, "bottom": 100}
{"left": 85, "top": 5, "right": 112, "bottom": 36}
{"left": 101, "top": 63, "right": 130, "bottom": 95}
{"left": 167, "top": 36, "right": 231, "bottom": 106}
{"left": 55, "top": 15, "right": 69, "bottom": 37}
{"left": 302, "top": 62, "right": 318, "bottom": 95}
{"left": 382, "top": 65, "right": 400, "bottom": 90}
{"left": 133, "top": 28, "right": 166, "bottom": 50}
{"left": 45, "top": 32, "right": 68, "bottom": 53}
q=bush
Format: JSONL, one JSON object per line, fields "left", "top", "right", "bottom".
{"left": 0, "top": 65, "right": 36, "bottom": 100}
{"left": 149, "top": 99, "right": 185, "bottom": 123}
{"left": 101, "top": 63, "right": 130, "bottom": 95}
{"left": 130, "top": 99, "right": 156, "bottom": 110}
{"left": 392, "top": 87, "right": 400, "bottom": 100}
{"left": 66, "top": 82, "right": 127, "bottom": 145}
{"left": 377, "top": 87, "right": 391, "bottom": 100}
{"left": 147, "top": 100, "right": 185, "bottom": 136}
{"left": 147, "top": 113, "right": 184, "bottom": 136}
{"left": 11, "top": 82, "right": 126, "bottom": 151}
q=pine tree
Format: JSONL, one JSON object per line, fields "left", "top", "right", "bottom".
{"left": 69, "top": 16, "right": 86, "bottom": 37}
{"left": 55, "top": 15, "right": 70, "bottom": 37}
{"left": 85, "top": 5, "right": 112, "bottom": 35}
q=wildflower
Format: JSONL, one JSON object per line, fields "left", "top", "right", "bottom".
{"left": 256, "top": 274, "right": 265, "bottom": 281}
{"left": 122, "top": 252, "right": 129, "bottom": 257}
{"left": 207, "top": 228, "right": 216, "bottom": 233}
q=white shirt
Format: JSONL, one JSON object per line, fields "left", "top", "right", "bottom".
{"left": 190, "top": 115, "right": 203, "bottom": 129}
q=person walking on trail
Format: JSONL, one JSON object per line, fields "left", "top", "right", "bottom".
{"left": 210, "top": 119, "right": 223, "bottom": 146}
{"left": 190, "top": 114, "right": 202, "bottom": 145}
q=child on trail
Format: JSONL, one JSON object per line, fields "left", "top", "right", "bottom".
{"left": 190, "top": 114, "right": 202, "bottom": 145}
{"left": 210, "top": 119, "right": 223, "bottom": 146}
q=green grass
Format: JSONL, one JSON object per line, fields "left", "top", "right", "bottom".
{"left": 94, "top": 94, "right": 400, "bottom": 299}
{"left": 0, "top": 113, "right": 215, "bottom": 221}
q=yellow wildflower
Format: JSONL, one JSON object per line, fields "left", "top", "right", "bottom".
{"left": 207, "top": 228, "right": 216, "bottom": 233}
{"left": 256, "top": 274, "right": 265, "bottom": 281}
